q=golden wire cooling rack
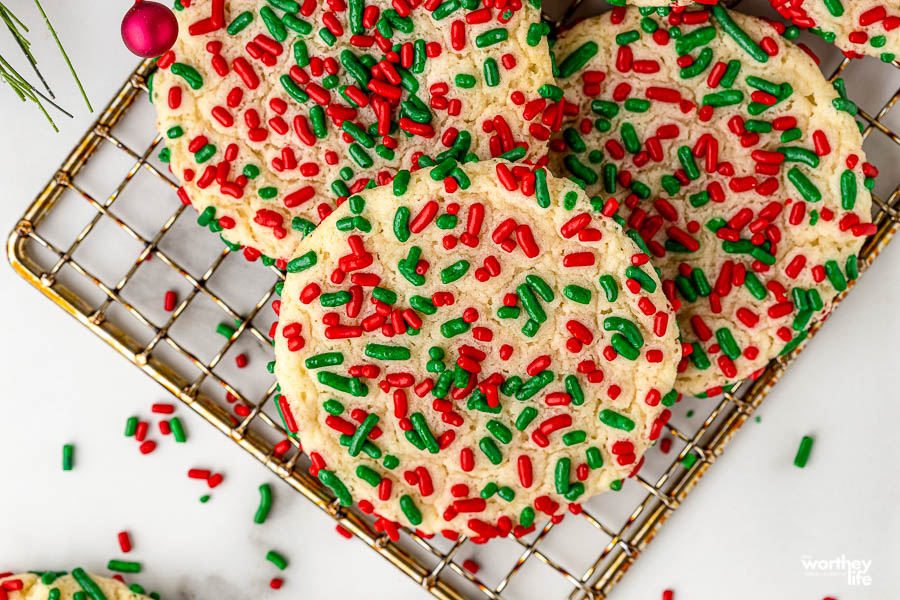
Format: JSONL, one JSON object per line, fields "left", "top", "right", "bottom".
{"left": 7, "top": 1, "right": 900, "bottom": 597}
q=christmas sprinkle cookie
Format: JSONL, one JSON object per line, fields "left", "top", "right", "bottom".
{"left": 151, "top": 0, "right": 556, "bottom": 263}
{"left": 767, "top": 1, "right": 900, "bottom": 61}
{"left": 550, "top": 6, "right": 875, "bottom": 395}
{"left": 273, "top": 158, "right": 681, "bottom": 540}
{"left": 0, "top": 571, "right": 149, "bottom": 600}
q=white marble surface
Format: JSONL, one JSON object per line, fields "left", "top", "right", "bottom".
{"left": 0, "top": 2, "right": 898, "bottom": 599}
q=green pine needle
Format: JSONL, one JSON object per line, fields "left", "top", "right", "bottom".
{"left": 0, "top": 0, "right": 91, "bottom": 129}
{"left": 32, "top": 0, "right": 92, "bottom": 112}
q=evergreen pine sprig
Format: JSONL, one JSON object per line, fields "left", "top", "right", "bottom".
{"left": 0, "top": 1, "right": 92, "bottom": 130}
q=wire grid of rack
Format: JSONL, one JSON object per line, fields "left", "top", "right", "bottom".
{"left": 6, "top": 0, "right": 900, "bottom": 597}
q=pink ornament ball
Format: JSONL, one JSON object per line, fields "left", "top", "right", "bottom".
{"left": 121, "top": 1, "right": 179, "bottom": 58}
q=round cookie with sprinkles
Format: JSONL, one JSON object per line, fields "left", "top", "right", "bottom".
{"left": 273, "top": 158, "right": 681, "bottom": 539}
{"left": 0, "top": 570, "right": 149, "bottom": 599}
{"left": 550, "top": 6, "right": 876, "bottom": 395}
{"left": 766, "top": 1, "right": 900, "bottom": 61}
{"left": 151, "top": 0, "right": 556, "bottom": 263}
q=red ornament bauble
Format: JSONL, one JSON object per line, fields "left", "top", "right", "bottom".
{"left": 121, "top": 0, "right": 179, "bottom": 58}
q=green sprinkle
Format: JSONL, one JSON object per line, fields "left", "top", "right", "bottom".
{"left": 320, "top": 291, "right": 352, "bottom": 307}
{"left": 409, "top": 413, "right": 440, "bottom": 454}
{"left": 586, "top": 446, "right": 603, "bottom": 469}
{"left": 620, "top": 122, "right": 641, "bottom": 153}
{"left": 534, "top": 168, "right": 550, "bottom": 207}
{"left": 563, "top": 284, "right": 591, "bottom": 304}
{"left": 440, "top": 317, "right": 469, "bottom": 338}
{"left": 481, "top": 482, "right": 498, "bottom": 498}
{"left": 846, "top": 255, "right": 859, "bottom": 281}
{"left": 615, "top": 30, "right": 640, "bottom": 45}
{"left": 702, "top": 89, "right": 744, "bottom": 107}
{"left": 170, "top": 62, "right": 203, "bottom": 89}
{"left": 603, "top": 316, "right": 644, "bottom": 349}
{"left": 515, "top": 370, "right": 553, "bottom": 401}
{"left": 318, "top": 469, "right": 353, "bottom": 506}
{"left": 554, "top": 457, "right": 571, "bottom": 494}
{"left": 170, "top": 417, "right": 187, "bottom": 443}
{"left": 517, "top": 283, "right": 546, "bottom": 324}
{"left": 610, "top": 333, "right": 639, "bottom": 360}
{"left": 624, "top": 98, "right": 651, "bottom": 112}
{"left": 564, "top": 482, "right": 585, "bottom": 501}
{"left": 283, "top": 14, "right": 312, "bottom": 35}
{"left": 293, "top": 39, "right": 310, "bottom": 67}
{"left": 520, "top": 506, "right": 535, "bottom": 527}
{"left": 515, "top": 406, "right": 538, "bottom": 431}
{"left": 744, "top": 272, "right": 767, "bottom": 300}
{"left": 681, "top": 452, "right": 699, "bottom": 469}
{"left": 455, "top": 73, "right": 476, "bottom": 88}
{"left": 225, "top": 10, "right": 253, "bottom": 35}
{"left": 410, "top": 295, "right": 436, "bottom": 315}
{"left": 286, "top": 251, "right": 317, "bottom": 273}
{"left": 365, "top": 343, "right": 410, "bottom": 361}
{"left": 441, "top": 260, "right": 470, "bottom": 283}
{"left": 840, "top": 170, "right": 857, "bottom": 210}
{"left": 824, "top": 259, "right": 847, "bottom": 292}
{"left": 348, "top": 413, "right": 379, "bottom": 457}
{"left": 716, "top": 328, "right": 741, "bottom": 360}
{"left": 317, "top": 371, "right": 368, "bottom": 397}
{"left": 524, "top": 274, "right": 554, "bottom": 302}
{"left": 676, "top": 25, "right": 716, "bottom": 55}
{"left": 690, "top": 342, "right": 711, "bottom": 370}
{"left": 538, "top": 83, "right": 564, "bottom": 102}
{"left": 625, "top": 265, "right": 657, "bottom": 292}
{"left": 562, "top": 430, "right": 587, "bottom": 446}
{"left": 260, "top": 6, "right": 287, "bottom": 41}
{"left": 479, "top": 436, "right": 503, "bottom": 464}
{"left": 356, "top": 464, "right": 381, "bottom": 486}
{"left": 306, "top": 352, "right": 344, "bottom": 369}
{"left": 787, "top": 167, "right": 821, "bottom": 202}
{"left": 71, "top": 568, "right": 108, "bottom": 600}
{"left": 557, "top": 42, "right": 598, "bottom": 78}
{"left": 711, "top": 5, "right": 768, "bottom": 63}
{"left": 393, "top": 206, "right": 411, "bottom": 241}
{"left": 194, "top": 144, "right": 217, "bottom": 163}
{"left": 107, "top": 560, "right": 141, "bottom": 573}
{"left": 497, "top": 486, "right": 515, "bottom": 501}
{"left": 680, "top": 47, "right": 713, "bottom": 79}
{"left": 497, "top": 306, "right": 520, "bottom": 319}
{"left": 62, "top": 444, "right": 74, "bottom": 471}
{"left": 266, "top": 550, "right": 288, "bottom": 570}
{"left": 793, "top": 435, "right": 814, "bottom": 468}
{"left": 372, "top": 287, "right": 398, "bottom": 305}
{"left": 598, "top": 274, "right": 618, "bottom": 301}
{"left": 598, "top": 409, "right": 635, "bottom": 431}
{"left": 323, "top": 399, "right": 344, "bottom": 416}
{"left": 526, "top": 21, "right": 546, "bottom": 46}
{"left": 399, "top": 494, "right": 423, "bottom": 525}
{"left": 486, "top": 420, "right": 513, "bottom": 444}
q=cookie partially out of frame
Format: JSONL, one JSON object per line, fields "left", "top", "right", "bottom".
{"left": 0, "top": 571, "right": 149, "bottom": 600}
{"left": 151, "top": 0, "right": 556, "bottom": 263}
{"left": 767, "top": 1, "right": 900, "bottom": 61}
{"left": 273, "top": 158, "right": 681, "bottom": 539}
{"left": 550, "top": 6, "right": 875, "bottom": 395}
